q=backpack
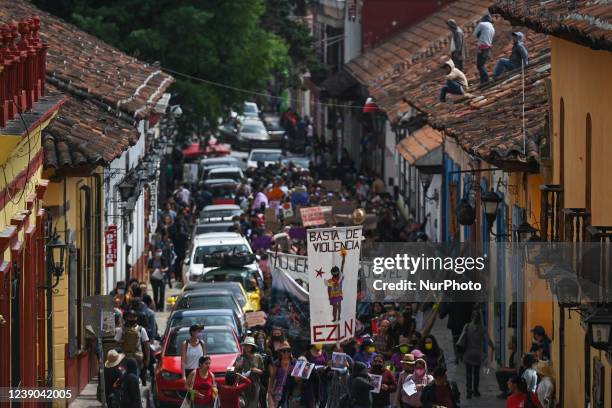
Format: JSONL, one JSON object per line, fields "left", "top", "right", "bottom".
{"left": 122, "top": 325, "right": 143, "bottom": 360}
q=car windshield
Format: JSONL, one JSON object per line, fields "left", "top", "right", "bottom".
{"left": 282, "top": 158, "right": 310, "bottom": 168}
{"left": 166, "top": 330, "right": 239, "bottom": 356}
{"left": 168, "top": 315, "right": 236, "bottom": 331}
{"left": 193, "top": 244, "right": 250, "bottom": 265}
{"left": 264, "top": 118, "right": 283, "bottom": 131}
{"left": 195, "top": 224, "right": 232, "bottom": 234}
{"left": 241, "top": 124, "right": 266, "bottom": 134}
{"left": 250, "top": 152, "right": 281, "bottom": 162}
{"left": 243, "top": 104, "right": 257, "bottom": 114}
{"left": 210, "top": 171, "right": 241, "bottom": 180}
{"left": 178, "top": 294, "right": 239, "bottom": 312}
{"left": 195, "top": 283, "right": 247, "bottom": 306}
{"left": 208, "top": 185, "right": 236, "bottom": 199}
{"left": 200, "top": 209, "right": 240, "bottom": 220}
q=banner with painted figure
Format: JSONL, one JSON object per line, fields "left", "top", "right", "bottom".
{"left": 307, "top": 226, "right": 363, "bottom": 344}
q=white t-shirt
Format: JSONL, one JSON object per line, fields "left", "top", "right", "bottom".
{"left": 114, "top": 325, "right": 149, "bottom": 354}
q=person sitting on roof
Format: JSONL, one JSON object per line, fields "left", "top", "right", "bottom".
{"left": 439, "top": 59, "right": 469, "bottom": 102}
{"left": 493, "top": 32, "right": 529, "bottom": 80}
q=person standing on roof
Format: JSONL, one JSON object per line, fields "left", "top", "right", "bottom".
{"left": 474, "top": 13, "right": 495, "bottom": 84}
{"left": 493, "top": 32, "right": 529, "bottom": 79}
{"left": 439, "top": 59, "right": 469, "bottom": 102}
{"left": 447, "top": 19, "right": 466, "bottom": 71}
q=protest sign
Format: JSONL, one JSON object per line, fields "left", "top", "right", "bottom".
{"left": 281, "top": 202, "right": 294, "bottom": 219}
{"left": 331, "top": 352, "right": 347, "bottom": 371}
{"left": 331, "top": 200, "right": 357, "bottom": 215}
{"left": 301, "top": 363, "right": 314, "bottom": 379}
{"left": 369, "top": 374, "right": 382, "bottom": 394}
{"left": 321, "top": 180, "right": 342, "bottom": 192}
{"left": 265, "top": 207, "right": 281, "bottom": 232}
{"left": 402, "top": 379, "right": 417, "bottom": 396}
{"left": 291, "top": 360, "right": 306, "bottom": 377}
{"left": 300, "top": 206, "right": 325, "bottom": 227}
{"left": 245, "top": 311, "right": 267, "bottom": 328}
{"left": 268, "top": 251, "right": 308, "bottom": 282}
{"left": 307, "top": 226, "right": 363, "bottom": 344}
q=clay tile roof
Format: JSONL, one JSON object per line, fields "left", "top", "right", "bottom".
{"left": 42, "top": 85, "right": 138, "bottom": 170}
{"left": 345, "top": 0, "right": 495, "bottom": 87}
{"left": 490, "top": 0, "right": 612, "bottom": 51}
{"left": 0, "top": 0, "right": 174, "bottom": 119}
{"left": 396, "top": 126, "right": 444, "bottom": 165}
{"left": 348, "top": 1, "right": 550, "bottom": 170}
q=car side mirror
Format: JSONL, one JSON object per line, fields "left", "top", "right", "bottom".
{"left": 242, "top": 158, "right": 247, "bottom": 162}
{"left": 184, "top": 258, "right": 190, "bottom": 265}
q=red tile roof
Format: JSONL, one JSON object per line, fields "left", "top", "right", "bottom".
{"left": 0, "top": 0, "right": 174, "bottom": 119}
{"left": 345, "top": 0, "right": 550, "bottom": 170}
{"left": 396, "top": 126, "right": 444, "bottom": 165}
{"left": 0, "top": 0, "right": 174, "bottom": 169}
{"left": 345, "top": 0, "right": 495, "bottom": 87}
{"left": 491, "top": 0, "right": 612, "bottom": 51}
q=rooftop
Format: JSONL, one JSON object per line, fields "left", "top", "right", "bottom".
{"left": 345, "top": 0, "right": 550, "bottom": 170}
{"left": 491, "top": 0, "right": 612, "bottom": 51}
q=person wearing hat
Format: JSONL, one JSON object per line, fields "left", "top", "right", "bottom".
{"left": 394, "top": 354, "right": 433, "bottom": 408}
{"left": 492, "top": 31, "right": 529, "bottom": 80}
{"left": 529, "top": 325, "right": 551, "bottom": 361}
{"left": 268, "top": 341, "right": 295, "bottom": 407}
{"left": 234, "top": 337, "right": 264, "bottom": 408}
{"left": 181, "top": 325, "right": 207, "bottom": 383}
{"left": 390, "top": 343, "right": 411, "bottom": 372}
{"left": 104, "top": 349, "right": 125, "bottom": 407}
{"left": 354, "top": 336, "right": 378, "bottom": 368}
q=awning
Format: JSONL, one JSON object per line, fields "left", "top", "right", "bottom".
{"left": 319, "top": 69, "right": 358, "bottom": 98}
{"left": 182, "top": 142, "right": 206, "bottom": 158}
{"left": 396, "top": 125, "right": 443, "bottom": 165}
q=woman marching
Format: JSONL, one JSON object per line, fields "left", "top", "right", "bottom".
{"left": 186, "top": 356, "right": 218, "bottom": 408}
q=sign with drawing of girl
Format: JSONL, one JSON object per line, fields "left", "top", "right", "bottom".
{"left": 307, "top": 226, "right": 363, "bottom": 344}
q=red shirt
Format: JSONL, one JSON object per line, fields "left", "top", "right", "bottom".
{"left": 506, "top": 392, "right": 527, "bottom": 408}
{"left": 193, "top": 370, "right": 215, "bottom": 404}
{"left": 218, "top": 378, "right": 252, "bottom": 408}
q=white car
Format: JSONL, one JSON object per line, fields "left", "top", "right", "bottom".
{"left": 183, "top": 232, "right": 258, "bottom": 282}
{"left": 206, "top": 166, "right": 244, "bottom": 183}
{"left": 243, "top": 102, "right": 260, "bottom": 117}
{"left": 246, "top": 148, "right": 283, "bottom": 169}
{"left": 199, "top": 204, "right": 243, "bottom": 223}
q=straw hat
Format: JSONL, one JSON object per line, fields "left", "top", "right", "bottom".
{"left": 536, "top": 361, "right": 554, "bottom": 378}
{"left": 105, "top": 349, "right": 125, "bottom": 368}
{"left": 242, "top": 336, "right": 257, "bottom": 348}
{"left": 278, "top": 341, "right": 292, "bottom": 351}
{"left": 401, "top": 354, "right": 415, "bottom": 364}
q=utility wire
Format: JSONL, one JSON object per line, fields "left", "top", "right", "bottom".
{"left": 160, "top": 66, "right": 369, "bottom": 110}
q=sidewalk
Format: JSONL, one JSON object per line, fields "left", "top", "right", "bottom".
{"left": 430, "top": 316, "right": 504, "bottom": 408}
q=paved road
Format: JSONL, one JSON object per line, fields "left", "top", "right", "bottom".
{"left": 430, "top": 316, "right": 504, "bottom": 407}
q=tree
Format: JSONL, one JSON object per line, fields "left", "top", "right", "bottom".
{"left": 34, "top": 0, "right": 289, "bottom": 131}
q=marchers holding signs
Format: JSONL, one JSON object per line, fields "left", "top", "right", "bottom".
{"left": 307, "top": 226, "right": 362, "bottom": 344}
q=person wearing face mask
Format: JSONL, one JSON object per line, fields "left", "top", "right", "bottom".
{"left": 181, "top": 325, "right": 207, "bottom": 383}
{"left": 393, "top": 354, "right": 415, "bottom": 408}
{"left": 115, "top": 309, "right": 150, "bottom": 380}
{"left": 354, "top": 337, "right": 378, "bottom": 367}
{"left": 234, "top": 337, "right": 264, "bottom": 408}
{"left": 305, "top": 343, "right": 328, "bottom": 366}
{"left": 370, "top": 354, "right": 397, "bottom": 408}
{"left": 267, "top": 326, "right": 288, "bottom": 360}
{"left": 391, "top": 343, "right": 411, "bottom": 372}
{"left": 395, "top": 357, "right": 433, "bottom": 408}
{"left": 420, "top": 335, "right": 444, "bottom": 373}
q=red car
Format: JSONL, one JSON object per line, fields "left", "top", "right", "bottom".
{"left": 155, "top": 325, "right": 241, "bottom": 407}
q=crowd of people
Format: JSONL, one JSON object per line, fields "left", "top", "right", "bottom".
{"left": 97, "top": 121, "right": 555, "bottom": 408}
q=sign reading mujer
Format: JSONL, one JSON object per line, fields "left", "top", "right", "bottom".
{"left": 307, "top": 226, "right": 363, "bottom": 344}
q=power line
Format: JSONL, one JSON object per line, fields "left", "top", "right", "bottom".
{"left": 160, "top": 66, "right": 368, "bottom": 110}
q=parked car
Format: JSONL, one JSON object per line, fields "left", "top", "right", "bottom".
{"left": 203, "top": 179, "right": 238, "bottom": 205}
{"left": 183, "top": 232, "right": 254, "bottom": 282}
{"left": 242, "top": 101, "right": 260, "bottom": 118}
{"left": 184, "top": 280, "right": 260, "bottom": 312}
{"left": 206, "top": 166, "right": 244, "bottom": 183}
{"left": 246, "top": 148, "right": 283, "bottom": 169}
{"left": 163, "top": 309, "right": 244, "bottom": 340}
{"left": 199, "top": 204, "right": 242, "bottom": 223}
{"left": 200, "top": 156, "right": 244, "bottom": 175}
{"left": 193, "top": 221, "right": 233, "bottom": 235}
{"left": 173, "top": 289, "right": 246, "bottom": 328}
{"left": 281, "top": 156, "right": 311, "bottom": 170}
{"left": 262, "top": 114, "right": 286, "bottom": 146}
{"left": 236, "top": 118, "right": 272, "bottom": 150}
{"left": 155, "top": 326, "right": 241, "bottom": 406}
{"left": 197, "top": 267, "right": 263, "bottom": 312}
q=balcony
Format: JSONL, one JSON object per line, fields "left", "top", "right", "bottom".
{"left": 540, "top": 184, "right": 563, "bottom": 242}
{"left": 0, "top": 17, "right": 48, "bottom": 128}
{"left": 563, "top": 208, "right": 591, "bottom": 242}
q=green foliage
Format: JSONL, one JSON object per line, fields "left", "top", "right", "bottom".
{"left": 33, "top": 0, "right": 291, "bottom": 130}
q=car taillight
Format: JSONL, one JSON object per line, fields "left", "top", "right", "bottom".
{"left": 160, "top": 370, "right": 182, "bottom": 381}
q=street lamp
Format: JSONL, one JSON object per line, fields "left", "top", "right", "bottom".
{"left": 552, "top": 275, "right": 581, "bottom": 308}
{"left": 481, "top": 188, "right": 502, "bottom": 227}
{"left": 47, "top": 234, "right": 67, "bottom": 278}
{"left": 118, "top": 178, "right": 136, "bottom": 202}
{"left": 585, "top": 309, "right": 612, "bottom": 351}
{"left": 515, "top": 219, "right": 538, "bottom": 242}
